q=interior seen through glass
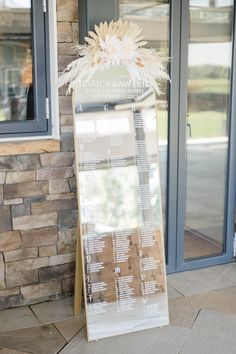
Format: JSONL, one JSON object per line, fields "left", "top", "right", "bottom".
{"left": 0, "top": 0, "right": 34, "bottom": 122}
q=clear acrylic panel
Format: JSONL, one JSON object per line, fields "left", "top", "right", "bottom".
{"left": 119, "top": 0, "right": 170, "bottom": 245}
{"left": 73, "top": 68, "right": 169, "bottom": 340}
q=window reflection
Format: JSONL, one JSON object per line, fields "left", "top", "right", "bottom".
{"left": 0, "top": 0, "right": 34, "bottom": 122}
{"left": 184, "top": 0, "right": 233, "bottom": 260}
{"left": 119, "top": 0, "right": 170, "bottom": 244}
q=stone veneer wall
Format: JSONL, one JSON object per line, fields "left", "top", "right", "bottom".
{"left": 0, "top": 0, "right": 79, "bottom": 309}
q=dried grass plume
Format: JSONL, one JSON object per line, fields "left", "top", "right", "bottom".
{"left": 58, "top": 20, "right": 170, "bottom": 94}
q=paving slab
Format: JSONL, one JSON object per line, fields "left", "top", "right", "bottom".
{"left": 0, "top": 306, "right": 40, "bottom": 333}
{"left": 54, "top": 312, "right": 85, "bottom": 342}
{"left": 0, "top": 349, "right": 30, "bottom": 354}
{"left": 215, "top": 284, "right": 236, "bottom": 296}
{"left": 59, "top": 325, "right": 189, "bottom": 354}
{"left": 0, "top": 324, "right": 66, "bottom": 354}
{"left": 30, "top": 297, "right": 74, "bottom": 324}
{"left": 170, "top": 285, "right": 236, "bottom": 316}
{"left": 168, "top": 263, "right": 236, "bottom": 296}
{"left": 168, "top": 300, "right": 199, "bottom": 328}
{"left": 180, "top": 309, "right": 236, "bottom": 354}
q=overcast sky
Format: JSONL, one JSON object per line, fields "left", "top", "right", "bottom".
{"left": 190, "top": 0, "right": 233, "bottom": 6}
{"left": 0, "top": 0, "right": 30, "bottom": 8}
{"left": 189, "top": 42, "right": 232, "bottom": 67}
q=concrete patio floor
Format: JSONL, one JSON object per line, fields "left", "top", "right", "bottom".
{"left": 0, "top": 262, "right": 235, "bottom": 354}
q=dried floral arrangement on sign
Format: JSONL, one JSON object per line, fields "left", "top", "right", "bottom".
{"left": 58, "top": 20, "right": 170, "bottom": 94}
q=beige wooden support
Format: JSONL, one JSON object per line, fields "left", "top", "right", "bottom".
{"left": 74, "top": 221, "right": 83, "bottom": 315}
{"left": 73, "top": 91, "right": 84, "bottom": 316}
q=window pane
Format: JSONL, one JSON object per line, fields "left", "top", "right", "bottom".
{"left": 119, "top": 0, "right": 170, "bottom": 247}
{"left": 184, "top": 0, "right": 233, "bottom": 260}
{"left": 0, "top": 0, "right": 34, "bottom": 122}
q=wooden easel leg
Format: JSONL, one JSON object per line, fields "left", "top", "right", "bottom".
{"left": 74, "top": 225, "right": 83, "bottom": 316}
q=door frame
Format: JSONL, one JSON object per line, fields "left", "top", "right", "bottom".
{"left": 166, "top": 0, "right": 181, "bottom": 273}
{"left": 167, "top": 0, "right": 236, "bottom": 273}
{"left": 79, "top": 0, "right": 235, "bottom": 273}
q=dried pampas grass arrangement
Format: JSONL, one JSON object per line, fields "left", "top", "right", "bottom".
{"left": 58, "top": 20, "right": 170, "bottom": 94}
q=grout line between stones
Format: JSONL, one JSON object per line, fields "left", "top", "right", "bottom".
{"left": 190, "top": 308, "right": 201, "bottom": 329}
{"left": 168, "top": 283, "right": 186, "bottom": 297}
{"left": 28, "top": 305, "right": 42, "bottom": 325}
{"left": 177, "top": 308, "right": 202, "bottom": 354}
{"left": 176, "top": 328, "right": 191, "bottom": 354}
{"left": 51, "top": 322, "right": 69, "bottom": 345}
{"left": 56, "top": 324, "right": 86, "bottom": 353}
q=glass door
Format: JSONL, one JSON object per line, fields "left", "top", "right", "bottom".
{"left": 177, "top": 0, "right": 236, "bottom": 271}
{"left": 119, "top": 0, "right": 171, "bottom": 263}
{"left": 119, "top": 0, "right": 236, "bottom": 272}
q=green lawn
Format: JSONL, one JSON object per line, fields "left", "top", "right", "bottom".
{"left": 157, "top": 110, "right": 227, "bottom": 140}
{"left": 187, "top": 111, "right": 227, "bottom": 138}
{"left": 156, "top": 77, "right": 229, "bottom": 140}
{"left": 0, "top": 107, "right": 5, "bottom": 122}
{"left": 188, "top": 79, "right": 229, "bottom": 94}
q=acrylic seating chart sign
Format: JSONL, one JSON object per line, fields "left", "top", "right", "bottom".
{"left": 59, "top": 20, "right": 170, "bottom": 341}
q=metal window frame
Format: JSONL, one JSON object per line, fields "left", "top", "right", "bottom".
{"left": 165, "top": 0, "right": 181, "bottom": 274}
{"left": 0, "top": 0, "right": 50, "bottom": 138}
{"left": 79, "top": 0, "right": 119, "bottom": 43}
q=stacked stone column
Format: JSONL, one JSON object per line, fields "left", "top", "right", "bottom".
{"left": 0, "top": 0, "right": 79, "bottom": 309}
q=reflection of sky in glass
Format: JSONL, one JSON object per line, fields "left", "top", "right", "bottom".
{"left": 189, "top": 43, "right": 232, "bottom": 66}
{"left": 120, "top": 1, "right": 169, "bottom": 17}
{"left": 0, "top": 0, "right": 30, "bottom": 8}
{"left": 190, "top": 0, "right": 233, "bottom": 6}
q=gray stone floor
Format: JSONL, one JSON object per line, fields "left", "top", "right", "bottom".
{"left": 0, "top": 263, "right": 235, "bottom": 354}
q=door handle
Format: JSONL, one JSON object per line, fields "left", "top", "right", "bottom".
{"left": 187, "top": 123, "right": 192, "bottom": 138}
